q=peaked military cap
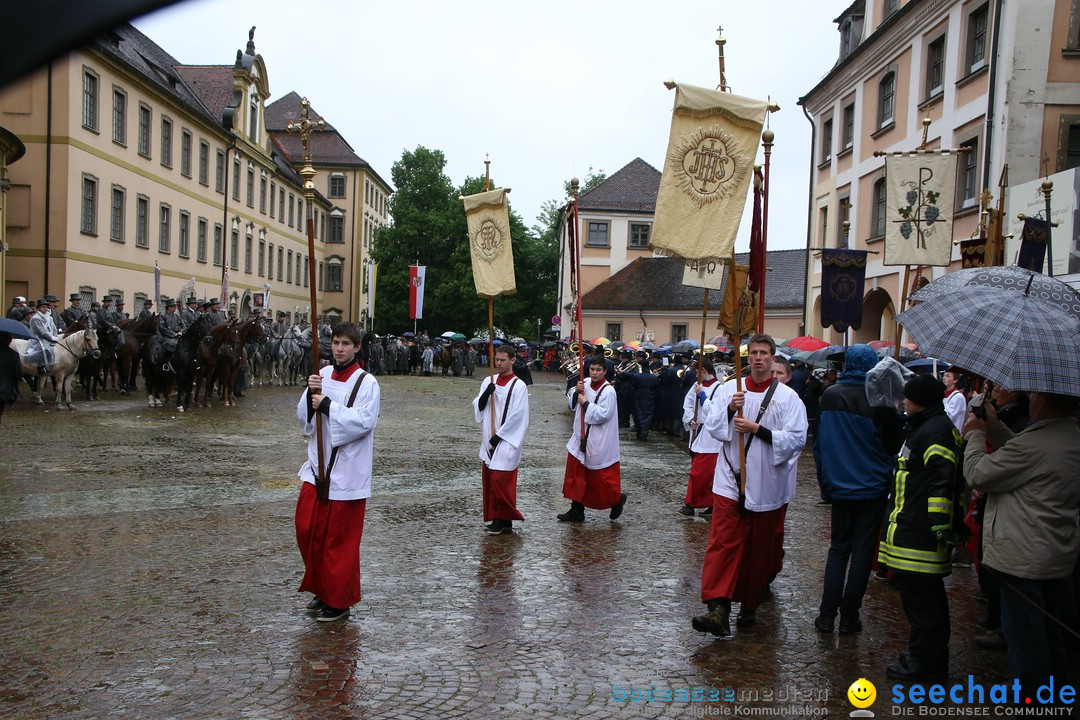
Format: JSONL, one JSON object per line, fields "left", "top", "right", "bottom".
{"left": 69, "top": 293, "right": 81, "bottom": 301}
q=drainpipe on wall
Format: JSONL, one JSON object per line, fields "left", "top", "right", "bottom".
{"left": 801, "top": 103, "right": 817, "bottom": 338}
{"left": 982, "top": 0, "right": 1005, "bottom": 192}
{"left": 44, "top": 62, "right": 53, "bottom": 295}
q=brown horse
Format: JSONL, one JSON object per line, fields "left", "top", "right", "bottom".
{"left": 216, "top": 317, "right": 266, "bottom": 406}
{"left": 194, "top": 320, "right": 239, "bottom": 408}
{"left": 115, "top": 314, "right": 158, "bottom": 392}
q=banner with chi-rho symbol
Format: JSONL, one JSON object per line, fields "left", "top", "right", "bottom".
{"left": 884, "top": 153, "right": 958, "bottom": 267}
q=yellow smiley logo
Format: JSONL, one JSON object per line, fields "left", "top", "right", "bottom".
{"left": 847, "top": 678, "right": 876, "bottom": 709}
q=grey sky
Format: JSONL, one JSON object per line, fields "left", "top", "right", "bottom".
{"left": 134, "top": 0, "right": 850, "bottom": 250}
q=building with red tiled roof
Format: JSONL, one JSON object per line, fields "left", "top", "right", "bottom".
{"left": 0, "top": 23, "right": 390, "bottom": 326}
{"left": 556, "top": 158, "right": 806, "bottom": 345}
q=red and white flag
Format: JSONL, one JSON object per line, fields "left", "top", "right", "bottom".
{"left": 409, "top": 265, "right": 426, "bottom": 319}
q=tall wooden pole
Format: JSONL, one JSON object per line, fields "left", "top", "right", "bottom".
{"left": 484, "top": 156, "right": 497, "bottom": 437}
{"left": 759, "top": 127, "right": 774, "bottom": 333}
{"left": 1042, "top": 178, "right": 1054, "bottom": 277}
{"left": 730, "top": 247, "right": 747, "bottom": 502}
{"left": 288, "top": 98, "right": 328, "bottom": 501}
{"left": 570, "top": 178, "right": 586, "bottom": 448}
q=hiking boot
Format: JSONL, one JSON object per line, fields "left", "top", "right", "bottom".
{"left": 692, "top": 598, "right": 731, "bottom": 637}
{"left": 316, "top": 605, "right": 350, "bottom": 623}
{"left": 838, "top": 614, "right": 863, "bottom": 634}
{"left": 305, "top": 596, "right": 325, "bottom": 613}
{"left": 735, "top": 611, "right": 757, "bottom": 627}
{"left": 677, "top": 505, "right": 696, "bottom": 518}
{"left": 610, "top": 493, "right": 628, "bottom": 520}
{"left": 557, "top": 501, "right": 585, "bottom": 522}
{"left": 814, "top": 613, "right": 835, "bottom": 633}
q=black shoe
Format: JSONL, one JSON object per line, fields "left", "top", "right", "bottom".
{"left": 557, "top": 502, "right": 585, "bottom": 522}
{"left": 838, "top": 615, "right": 863, "bottom": 634}
{"left": 814, "top": 614, "right": 835, "bottom": 633}
{"left": 316, "top": 605, "right": 350, "bottom": 623}
{"left": 677, "top": 505, "right": 695, "bottom": 518}
{"left": 305, "top": 596, "right": 325, "bottom": 613}
{"left": 886, "top": 654, "right": 946, "bottom": 681}
{"left": 637, "top": 432, "right": 648, "bottom": 441}
{"left": 735, "top": 611, "right": 757, "bottom": 627}
{"left": 699, "top": 506, "right": 712, "bottom": 517}
{"left": 692, "top": 598, "right": 731, "bottom": 637}
{"left": 975, "top": 630, "right": 1006, "bottom": 650}
{"left": 485, "top": 520, "right": 512, "bottom": 535}
{"left": 610, "top": 493, "right": 628, "bottom": 520}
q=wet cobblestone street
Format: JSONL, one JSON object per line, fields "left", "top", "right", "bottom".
{"left": 0, "top": 372, "right": 1009, "bottom": 719}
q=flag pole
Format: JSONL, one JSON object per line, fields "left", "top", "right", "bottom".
{"left": 759, "top": 121, "right": 775, "bottom": 333}
{"left": 570, "top": 177, "right": 586, "bottom": 449}
{"left": 288, "top": 98, "right": 329, "bottom": 501}
{"left": 994, "top": 165, "right": 1008, "bottom": 267}
{"left": 484, "top": 156, "right": 497, "bottom": 438}
{"left": 692, "top": 289, "right": 709, "bottom": 431}
{"left": 730, "top": 247, "right": 747, "bottom": 506}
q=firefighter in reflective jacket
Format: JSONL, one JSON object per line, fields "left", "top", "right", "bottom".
{"left": 879, "top": 374, "right": 961, "bottom": 682}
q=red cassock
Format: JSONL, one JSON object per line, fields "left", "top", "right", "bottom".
{"left": 700, "top": 495, "right": 785, "bottom": 612}
{"left": 295, "top": 482, "right": 366, "bottom": 609}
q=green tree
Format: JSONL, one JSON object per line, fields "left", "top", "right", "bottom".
{"left": 370, "top": 146, "right": 465, "bottom": 334}
{"left": 370, "top": 146, "right": 558, "bottom": 339}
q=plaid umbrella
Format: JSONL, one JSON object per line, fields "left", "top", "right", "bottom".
{"left": 896, "top": 285, "right": 1080, "bottom": 395}
{"left": 910, "top": 266, "right": 1080, "bottom": 319}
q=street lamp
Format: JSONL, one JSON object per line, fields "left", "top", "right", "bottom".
{"left": 536, "top": 317, "right": 541, "bottom": 344}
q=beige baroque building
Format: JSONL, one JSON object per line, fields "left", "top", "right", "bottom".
{"left": 800, "top": 0, "right": 1080, "bottom": 344}
{"left": 0, "top": 25, "right": 390, "bottom": 323}
{"left": 0, "top": 124, "right": 25, "bottom": 295}
{"left": 556, "top": 158, "right": 806, "bottom": 345}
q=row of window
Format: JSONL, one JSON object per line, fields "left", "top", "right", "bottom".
{"left": 820, "top": 3, "right": 989, "bottom": 163}
{"left": 82, "top": 68, "right": 341, "bottom": 239}
{"left": 584, "top": 221, "right": 652, "bottom": 249}
{"left": 364, "top": 179, "right": 386, "bottom": 215}
{"left": 79, "top": 175, "right": 345, "bottom": 291}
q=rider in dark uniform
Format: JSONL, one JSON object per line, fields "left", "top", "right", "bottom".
{"left": 138, "top": 298, "right": 154, "bottom": 321}
{"left": 62, "top": 293, "right": 87, "bottom": 328}
{"left": 179, "top": 296, "right": 199, "bottom": 328}
{"left": 205, "top": 298, "right": 227, "bottom": 326}
{"left": 156, "top": 298, "right": 183, "bottom": 371}
{"left": 45, "top": 295, "right": 66, "bottom": 334}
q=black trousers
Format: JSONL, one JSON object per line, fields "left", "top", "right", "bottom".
{"left": 819, "top": 497, "right": 886, "bottom": 619}
{"left": 895, "top": 570, "right": 950, "bottom": 673}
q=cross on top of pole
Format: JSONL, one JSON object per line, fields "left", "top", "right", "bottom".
{"left": 286, "top": 97, "right": 325, "bottom": 200}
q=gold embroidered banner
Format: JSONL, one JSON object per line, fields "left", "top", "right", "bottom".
{"left": 462, "top": 188, "right": 516, "bottom": 299}
{"left": 884, "top": 153, "right": 958, "bottom": 267}
{"left": 651, "top": 83, "right": 768, "bottom": 263}
{"left": 717, "top": 262, "right": 757, "bottom": 338}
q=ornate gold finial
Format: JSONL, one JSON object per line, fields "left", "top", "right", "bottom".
{"left": 286, "top": 97, "right": 325, "bottom": 200}
{"left": 920, "top": 115, "right": 931, "bottom": 149}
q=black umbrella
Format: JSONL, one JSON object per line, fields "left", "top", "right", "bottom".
{"left": 0, "top": 318, "right": 34, "bottom": 340}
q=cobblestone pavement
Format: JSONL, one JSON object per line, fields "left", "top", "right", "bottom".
{"left": 0, "top": 371, "right": 1008, "bottom": 719}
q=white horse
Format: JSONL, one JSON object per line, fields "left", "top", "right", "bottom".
{"left": 13, "top": 328, "right": 101, "bottom": 410}
{"left": 272, "top": 325, "right": 304, "bottom": 386}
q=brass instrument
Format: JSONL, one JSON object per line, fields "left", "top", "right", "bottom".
{"left": 603, "top": 347, "right": 613, "bottom": 358}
